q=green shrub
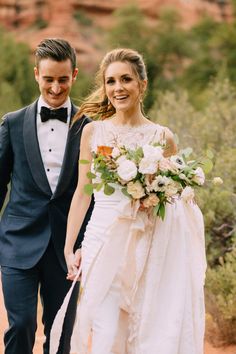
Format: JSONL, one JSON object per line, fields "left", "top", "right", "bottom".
{"left": 205, "top": 249, "right": 236, "bottom": 344}
{"left": 34, "top": 18, "right": 48, "bottom": 29}
{"left": 149, "top": 79, "right": 236, "bottom": 343}
{"left": 0, "top": 29, "right": 37, "bottom": 116}
{"left": 74, "top": 10, "right": 92, "bottom": 26}
{"left": 149, "top": 80, "right": 236, "bottom": 266}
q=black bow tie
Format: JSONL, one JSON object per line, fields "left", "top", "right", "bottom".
{"left": 40, "top": 106, "right": 68, "bottom": 123}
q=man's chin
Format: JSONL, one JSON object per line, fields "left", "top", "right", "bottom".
{"left": 47, "top": 98, "right": 66, "bottom": 108}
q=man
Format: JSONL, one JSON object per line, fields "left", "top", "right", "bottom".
{"left": 0, "top": 38, "right": 93, "bottom": 354}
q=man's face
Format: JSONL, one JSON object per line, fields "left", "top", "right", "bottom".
{"left": 34, "top": 58, "right": 78, "bottom": 108}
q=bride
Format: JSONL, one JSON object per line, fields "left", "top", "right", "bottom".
{"left": 63, "top": 48, "right": 206, "bottom": 354}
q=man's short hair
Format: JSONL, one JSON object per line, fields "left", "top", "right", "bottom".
{"left": 35, "top": 38, "right": 77, "bottom": 71}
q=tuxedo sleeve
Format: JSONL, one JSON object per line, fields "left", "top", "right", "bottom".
{"left": 0, "top": 116, "right": 13, "bottom": 211}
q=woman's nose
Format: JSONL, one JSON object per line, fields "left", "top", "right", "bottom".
{"left": 114, "top": 81, "right": 123, "bottom": 91}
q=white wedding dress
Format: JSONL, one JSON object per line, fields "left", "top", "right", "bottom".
{"left": 70, "top": 120, "right": 207, "bottom": 354}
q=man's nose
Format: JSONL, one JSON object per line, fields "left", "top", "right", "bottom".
{"left": 51, "top": 82, "right": 61, "bottom": 94}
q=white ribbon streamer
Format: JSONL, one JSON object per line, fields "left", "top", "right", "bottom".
{"left": 49, "top": 266, "right": 82, "bottom": 354}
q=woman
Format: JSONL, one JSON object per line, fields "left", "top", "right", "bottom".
{"left": 64, "top": 48, "right": 206, "bottom": 354}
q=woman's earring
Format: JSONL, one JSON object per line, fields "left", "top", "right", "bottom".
{"left": 107, "top": 99, "right": 110, "bottom": 105}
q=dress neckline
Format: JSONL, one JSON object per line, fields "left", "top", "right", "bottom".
{"left": 104, "top": 119, "right": 157, "bottom": 130}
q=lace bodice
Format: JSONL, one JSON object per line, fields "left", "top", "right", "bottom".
{"left": 90, "top": 120, "right": 165, "bottom": 152}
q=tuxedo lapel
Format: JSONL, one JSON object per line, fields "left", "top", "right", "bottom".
{"left": 52, "top": 104, "right": 86, "bottom": 199}
{"left": 23, "top": 101, "right": 52, "bottom": 197}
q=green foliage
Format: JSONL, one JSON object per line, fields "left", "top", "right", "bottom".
{"left": 33, "top": 17, "right": 48, "bottom": 29}
{"left": 108, "top": 4, "right": 236, "bottom": 108}
{"left": 74, "top": 10, "right": 93, "bottom": 26}
{"left": 108, "top": 4, "right": 148, "bottom": 53}
{"left": 0, "top": 2, "right": 236, "bottom": 342}
{"left": 149, "top": 78, "right": 236, "bottom": 265}
{"left": 0, "top": 81, "right": 22, "bottom": 118}
{"left": 108, "top": 5, "right": 193, "bottom": 109}
{"left": 0, "top": 28, "right": 37, "bottom": 117}
{"left": 149, "top": 78, "right": 236, "bottom": 340}
{"left": 71, "top": 68, "right": 94, "bottom": 106}
{"left": 206, "top": 248, "right": 236, "bottom": 344}
{"left": 181, "top": 16, "right": 221, "bottom": 92}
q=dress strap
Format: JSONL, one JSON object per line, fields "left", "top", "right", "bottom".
{"left": 90, "top": 121, "right": 107, "bottom": 152}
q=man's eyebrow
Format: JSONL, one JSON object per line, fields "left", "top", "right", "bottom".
{"left": 42, "top": 75, "right": 70, "bottom": 79}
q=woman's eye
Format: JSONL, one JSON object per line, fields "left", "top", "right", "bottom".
{"left": 123, "top": 77, "right": 132, "bottom": 82}
{"left": 106, "top": 79, "right": 115, "bottom": 84}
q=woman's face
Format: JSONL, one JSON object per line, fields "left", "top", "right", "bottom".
{"left": 104, "top": 61, "right": 146, "bottom": 114}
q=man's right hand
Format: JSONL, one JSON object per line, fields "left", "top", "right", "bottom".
{"left": 65, "top": 249, "right": 81, "bottom": 281}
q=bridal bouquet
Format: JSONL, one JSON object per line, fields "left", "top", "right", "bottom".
{"left": 81, "top": 143, "right": 217, "bottom": 220}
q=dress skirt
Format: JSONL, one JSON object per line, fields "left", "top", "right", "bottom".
{"left": 70, "top": 187, "right": 206, "bottom": 354}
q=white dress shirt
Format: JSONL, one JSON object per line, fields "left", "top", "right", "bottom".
{"left": 36, "top": 96, "right": 71, "bottom": 193}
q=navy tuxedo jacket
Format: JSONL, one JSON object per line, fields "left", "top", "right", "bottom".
{"left": 0, "top": 100, "right": 93, "bottom": 271}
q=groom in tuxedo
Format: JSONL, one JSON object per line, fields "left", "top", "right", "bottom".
{"left": 0, "top": 38, "right": 93, "bottom": 354}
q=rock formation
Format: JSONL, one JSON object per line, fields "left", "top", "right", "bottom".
{"left": 0, "top": 0, "right": 232, "bottom": 70}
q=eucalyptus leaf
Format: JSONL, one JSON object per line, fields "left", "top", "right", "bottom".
{"left": 121, "top": 187, "right": 132, "bottom": 198}
{"left": 87, "top": 171, "right": 97, "bottom": 179}
{"left": 206, "top": 149, "right": 214, "bottom": 159}
{"left": 79, "top": 159, "right": 90, "bottom": 164}
{"left": 84, "top": 184, "right": 94, "bottom": 196}
{"left": 180, "top": 147, "right": 193, "bottom": 158}
{"left": 173, "top": 133, "right": 179, "bottom": 145}
{"left": 201, "top": 158, "right": 213, "bottom": 174}
{"left": 96, "top": 182, "right": 104, "bottom": 192}
{"left": 159, "top": 203, "right": 165, "bottom": 220}
{"left": 104, "top": 184, "right": 115, "bottom": 196}
{"left": 153, "top": 203, "right": 160, "bottom": 216}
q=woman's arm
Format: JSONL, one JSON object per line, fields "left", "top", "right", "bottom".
{"left": 163, "top": 127, "right": 177, "bottom": 157}
{"left": 64, "top": 122, "right": 94, "bottom": 279}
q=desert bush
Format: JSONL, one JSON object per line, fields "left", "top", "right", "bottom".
{"left": 205, "top": 249, "right": 236, "bottom": 345}
{"left": 149, "top": 78, "right": 236, "bottom": 342}
{"left": 0, "top": 29, "right": 37, "bottom": 117}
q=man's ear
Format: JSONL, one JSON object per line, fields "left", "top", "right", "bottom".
{"left": 72, "top": 68, "right": 79, "bottom": 82}
{"left": 34, "top": 66, "right": 39, "bottom": 82}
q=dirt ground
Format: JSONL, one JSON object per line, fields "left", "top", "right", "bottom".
{"left": 0, "top": 279, "right": 236, "bottom": 354}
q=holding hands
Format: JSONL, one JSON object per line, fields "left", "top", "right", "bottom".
{"left": 65, "top": 248, "right": 81, "bottom": 281}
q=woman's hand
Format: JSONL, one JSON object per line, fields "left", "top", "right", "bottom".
{"left": 65, "top": 249, "right": 81, "bottom": 281}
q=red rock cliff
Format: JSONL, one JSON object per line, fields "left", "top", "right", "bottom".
{"left": 0, "top": 0, "right": 232, "bottom": 70}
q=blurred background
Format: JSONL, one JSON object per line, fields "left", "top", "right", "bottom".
{"left": 0, "top": 0, "right": 236, "bottom": 352}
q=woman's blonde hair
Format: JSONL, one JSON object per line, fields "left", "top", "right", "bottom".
{"left": 73, "top": 48, "right": 147, "bottom": 123}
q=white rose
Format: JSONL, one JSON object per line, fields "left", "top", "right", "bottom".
{"left": 212, "top": 177, "right": 223, "bottom": 186}
{"left": 192, "top": 167, "right": 205, "bottom": 185}
{"left": 117, "top": 159, "right": 137, "bottom": 182}
{"left": 170, "top": 155, "right": 186, "bottom": 169}
{"left": 181, "top": 186, "right": 195, "bottom": 202}
{"left": 116, "top": 155, "right": 127, "bottom": 165}
{"left": 158, "top": 158, "right": 173, "bottom": 172}
{"left": 139, "top": 157, "right": 158, "bottom": 174}
{"left": 165, "top": 181, "right": 180, "bottom": 198}
{"left": 142, "top": 144, "right": 163, "bottom": 161}
{"left": 111, "top": 147, "right": 121, "bottom": 159}
{"left": 151, "top": 175, "right": 171, "bottom": 192}
{"left": 142, "top": 193, "right": 160, "bottom": 208}
{"left": 127, "top": 180, "right": 145, "bottom": 199}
